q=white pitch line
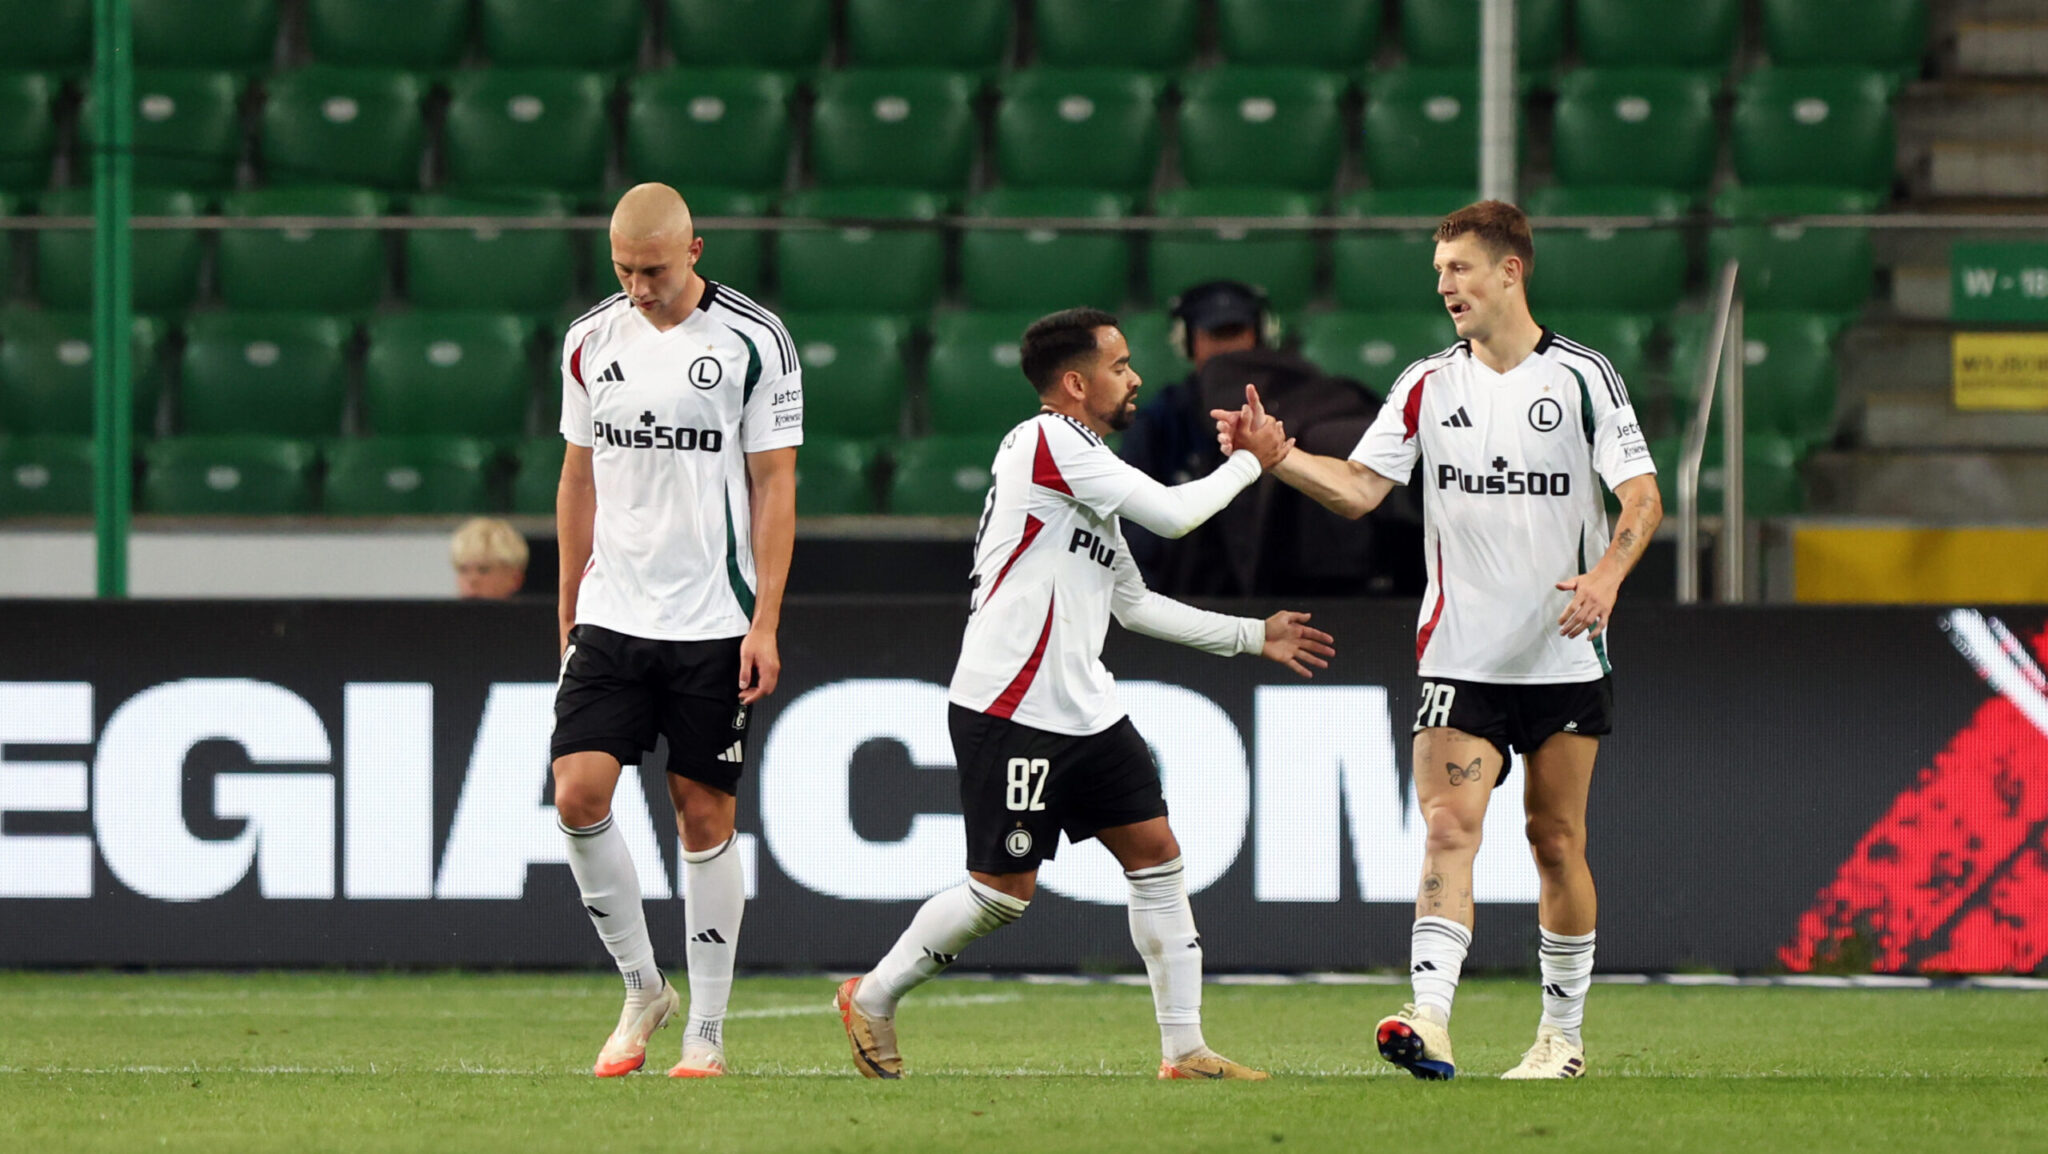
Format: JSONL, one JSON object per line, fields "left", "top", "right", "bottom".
{"left": 729, "top": 992, "right": 1020, "bottom": 1020}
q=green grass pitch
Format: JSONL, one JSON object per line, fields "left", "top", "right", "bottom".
{"left": 4, "top": 972, "right": 2046, "bottom": 1153}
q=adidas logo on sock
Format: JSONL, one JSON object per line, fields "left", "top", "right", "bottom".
{"left": 1412, "top": 960, "right": 1438, "bottom": 973}
{"left": 597, "top": 361, "right": 626, "bottom": 383}
{"left": 1542, "top": 983, "right": 1568, "bottom": 998}
{"left": 717, "top": 741, "right": 744, "bottom": 763}
{"left": 692, "top": 928, "right": 727, "bottom": 945}
{"left": 585, "top": 904, "right": 608, "bottom": 919}
{"left": 1440, "top": 406, "right": 1474, "bottom": 428}
{"left": 922, "top": 947, "right": 957, "bottom": 966}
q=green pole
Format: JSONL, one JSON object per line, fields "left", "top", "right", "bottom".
{"left": 91, "top": 0, "right": 133, "bottom": 598}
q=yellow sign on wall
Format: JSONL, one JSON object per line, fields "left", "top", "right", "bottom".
{"left": 1953, "top": 332, "right": 2048, "bottom": 410}
{"left": 1795, "top": 526, "right": 2048, "bottom": 603}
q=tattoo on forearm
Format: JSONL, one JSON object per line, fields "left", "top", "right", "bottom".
{"left": 1446, "top": 757, "right": 1484, "bottom": 786}
{"left": 1614, "top": 527, "right": 1639, "bottom": 559}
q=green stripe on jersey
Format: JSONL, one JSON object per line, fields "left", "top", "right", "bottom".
{"left": 734, "top": 329, "right": 763, "bottom": 405}
{"left": 1565, "top": 365, "right": 1596, "bottom": 444}
{"left": 1577, "top": 526, "right": 1611, "bottom": 674}
{"left": 724, "top": 487, "right": 756, "bottom": 618}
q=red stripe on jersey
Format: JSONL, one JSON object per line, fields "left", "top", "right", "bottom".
{"left": 987, "top": 594, "right": 1056, "bottom": 720}
{"left": 1415, "top": 540, "right": 1446, "bottom": 663}
{"left": 982, "top": 514, "right": 1044, "bottom": 607}
{"left": 1032, "top": 427, "right": 1073, "bottom": 494}
{"left": 1401, "top": 370, "right": 1436, "bottom": 442}
{"left": 569, "top": 345, "right": 587, "bottom": 391}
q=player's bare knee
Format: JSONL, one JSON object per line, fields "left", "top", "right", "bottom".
{"left": 677, "top": 809, "right": 735, "bottom": 854}
{"left": 1421, "top": 801, "right": 1484, "bottom": 856}
{"left": 1524, "top": 814, "right": 1585, "bottom": 872}
{"left": 554, "top": 786, "right": 611, "bottom": 830}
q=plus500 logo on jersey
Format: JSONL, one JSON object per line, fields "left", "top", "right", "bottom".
{"left": 593, "top": 418, "right": 725, "bottom": 452}
{"left": 1436, "top": 462, "right": 1573, "bottom": 497}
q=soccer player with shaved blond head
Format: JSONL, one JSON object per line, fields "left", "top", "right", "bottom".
{"left": 549, "top": 183, "right": 803, "bottom": 1079}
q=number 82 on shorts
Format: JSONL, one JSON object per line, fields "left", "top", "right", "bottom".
{"left": 1005, "top": 758, "right": 1049, "bottom": 811}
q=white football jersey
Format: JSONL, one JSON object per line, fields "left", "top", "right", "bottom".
{"left": 948, "top": 412, "right": 1158, "bottom": 736}
{"left": 1349, "top": 328, "right": 1655, "bottom": 684}
{"left": 560, "top": 281, "right": 803, "bottom": 642}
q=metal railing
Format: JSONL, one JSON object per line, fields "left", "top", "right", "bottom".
{"left": 1677, "top": 259, "right": 1744, "bottom": 605}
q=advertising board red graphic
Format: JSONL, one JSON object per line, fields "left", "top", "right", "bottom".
{"left": 1781, "top": 612, "right": 2048, "bottom": 973}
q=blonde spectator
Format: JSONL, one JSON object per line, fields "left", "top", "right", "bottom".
{"left": 450, "top": 517, "right": 528, "bottom": 599}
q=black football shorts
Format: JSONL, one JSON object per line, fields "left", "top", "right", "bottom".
{"left": 552, "top": 624, "right": 752, "bottom": 794}
{"left": 949, "top": 704, "right": 1168, "bottom": 874}
{"left": 1409, "top": 675, "right": 1614, "bottom": 786}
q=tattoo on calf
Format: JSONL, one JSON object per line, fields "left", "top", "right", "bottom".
{"left": 1446, "top": 757, "right": 1484, "bottom": 786}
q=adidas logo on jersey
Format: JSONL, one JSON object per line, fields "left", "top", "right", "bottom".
{"left": 717, "top": 741, "right": 744, "bottom": 763}
{"left": 1441, "top": 406, "right": 1474, "bottom": 428}
{"left": 597, "top": 361, "right": 626, "bottom": 383}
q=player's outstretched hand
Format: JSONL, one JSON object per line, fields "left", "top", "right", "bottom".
{"left": 1262, "top": 610, "right": 1335, "bottom": 678}
{"left": 1555, "top": 571, "right": 1621, "bottom": 639}
{"left": 738, "top": 626, "right": 781, "bottom": 704}
{"left": 1210, "top": 385, "right": 1294, "bottom": 470}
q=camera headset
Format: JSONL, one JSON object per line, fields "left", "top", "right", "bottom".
{"left": 1165, "top": 280, "right": 1283, "bottom": 361}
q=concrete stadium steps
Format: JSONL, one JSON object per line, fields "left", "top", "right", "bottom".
{"left": 1805, "top": 449, "right": 2048, "bottom": 520}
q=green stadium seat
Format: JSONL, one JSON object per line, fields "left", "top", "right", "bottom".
{"left": 1647, "top": 432, "right": 1804, "bottom": 517}
{"left": 405, "top": 193, "right": 578, "bottom": 313}
{"left": 1552, "top": 69, "right": 1718, "bottom": 194}
{"left": 364, "top": 312, "right": 535, "bottom": 437}
{"left": 927, "top": 311, "right": 1042, "bottom": 436}
{"left": 1116, "top": 311, "right": 1185, "bottom": 381}
{"left": 306, "top": 0, "right": 468, "bottom": 69}
{"left": 179, "top": 312, "right": 351, "bottom": 437}
{"left": 846, "top": 0, "right": 1010, "bottom": 70}
{"left": 441, "top": 70, "right": 611, "bottom": 200}
{"left": 260, "top": 67, "right": 426, "bottom": 189}
{"left": 480, "top": 0, "right": 642, "bottom": 69}
{"left": 510, "top": 435, "right": 566, "bottom": 515}
{"left": 1035, "top": 0, "right": 1197, "bottom": 71}
{"left": 960, "top": 188, "right": 1131, "bottom": 312}
{"left": 0, "top": 73, "right": 57, "bottom": 192}
{"left": 795, "top": 435, "right": 876, "bottom": 515}
{"left": 218, "top": 186, "right": 388, "bottom": 312}
{"left": 775, "top": 189, "right": 945, "bottom": 314}
{"left": 1709, "top": 187, "right": 1879, "bottom": 314}
{"left": 666, "top": 0, "right": 831, "bottom": 72}
{"left": 1764, "top": 0, "right": 1927, "bottom": 74}
{"left": 84, "top": 70, "right": 244, "bottom": 188}
{"left": 1575, "top": 0, "right": 1738, "bottom": 72}
{"left": 141, "top": 435, "right": 317, "bottom": 514}
{"left": 1537, "top": 312, "right": 1656, "bottom": 396}
{"left": 35, "top": 188, "right": 205, "bottom": 311}
{"left": 1402, "top": 0, "right": 1565, "bottom": 70}
{"left": 625, "top": 70, "right": 793, "bottom": 194}
{"left": 1298, "top": 311, "right": 1458, "bottom": 395}
{"left": 1331, "top": 188, "right": 1472, "bottom": 311}
{"left": 323, "top": 435, "right": 496, "bottom": 515}
{"left": 1177, "top": 68, "right": 1346, "bottom": 192}
{"left": 810, "top": 70, "right": 977, "bottom": 192}
{"left": 591, "top": 188, "right": 770, "bottom": 299}
{"left": 1363, "top": 70, "right": 1481, "bottom": 191}
{"left": 1148, "top": 188, "right": 1320, "bottom": 311}
{"left": 0, "top": 434, "right": 94, "bottom": 515}
{"left": 779, "top": 312, "right": 908, "bottom": 439}
{"left": 994, "top": 69, "right": 1162, "bottom": 193}
{"left": 1733, "top": 69, "right": 1897, "bottom": 195}
{"left": 133, "top": 0, "right": 278, "bottom": 70}
{"left": 0, "top": 312, "right": 163, "bottom": 435}
{"left": 1218, "top": 0, "right": 1381, "bottom": 68}
{"left": 1524, "top": 187, "right": 1690, "bottom": 313}
{"left": 0, "top": 0, "right": 89, "bottom": 69}
{"left": 888, "top": 435, "right": 994, "bottom": 515}
{"left": 1670, "top": 312, "right": 1839, "bottom": 450}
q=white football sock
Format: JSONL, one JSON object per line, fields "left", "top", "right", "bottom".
{"left": 681, "top": 834, "right": 746, "bottom": 1051}
{"left": 855, "top": 878, "right": 1027, "bottom": 1019}
{"left": 1538, "top": 927, "right": 1596, "bottom": 1047}
{"left": 1127, "top": 858, "right": 1206, "bottom": 1061}
{"left": 560, "top": 815, "right": 662, "bottom": 1002}
{"left": 1410, "top": 916, "right": 1473, "bottom": 1024}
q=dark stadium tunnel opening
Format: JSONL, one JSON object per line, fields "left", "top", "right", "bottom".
{"left": 847, "top": 737, "right": 959, "bottom": 844}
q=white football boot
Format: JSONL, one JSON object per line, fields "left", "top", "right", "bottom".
{"left": 1375, "top": 1003, "right": 1457, "bottom": 1080}
{"left": 593, "top": 978, "right": 681, "bottom": 1077}
{"left": 1501, "top": 1024, "right": 1586, "bottom": 1079}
